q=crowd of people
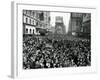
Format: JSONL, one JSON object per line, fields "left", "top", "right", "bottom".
{"left": 23, "top": 35, "right": 91, "bottom": 69}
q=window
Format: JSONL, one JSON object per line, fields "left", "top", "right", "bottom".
{"left": 34, "top": 20, "right": 36, "bottom": 25}
{"left": 33, "top": 20, "right": 34, "bottom": 25}
{"left": 31, "top": 11, "right": 33, "bottom": 16}
{"left": 76, "top": 21, "right": 78, "bottom": 26}
{"left": 83, "top": 14, "right": 86, "bottom": 17}
{"left": 30, "top": 19, "right": 31, "bottom": 24}
{"left": 28, "top": 10, "right": 31, "bottom": 15}
{"left": 30, "top": 29, "right": 32, "bottom": 33}
{"left": 39, "top": 12, "right": 44, "bottom": 21}
{"left": 23, "top": 10, "right": 26, "bottom": 14}
{"left": 26, "top": 28, "right": 28, "bottom": 33}
{"left": 76, "top": 19, "right": 80, "bottom": 26}
{"left": 26, "top": 18, "right": 28, "bottom": 24}
{"left": 36, "top": 22, "right": 38, "bottom": 25}
{"left": 48, "top": 17, "right": 50, "bottom": 21}
{"left": 33, "top": 29, "right": 34, "bottom": 34}
{"left": 32, "top": 12, "right": 34, "bottom": 16}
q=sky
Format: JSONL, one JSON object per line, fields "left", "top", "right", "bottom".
{"left": 50, "top": 12, "right": 71, "bottom": 33}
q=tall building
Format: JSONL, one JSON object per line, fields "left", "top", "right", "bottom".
{"left": 68, "top": 13, "right": 83, "bottom": 36}
{"left": 55, "top": 16, "right": 66, "bottom": 34}
{"left": 68, "top": 13, "right": 91, "bottom": 38}
{"left": 23, "top": 10, "right": 50, "bottom": 35}
{"left": 82, "top": 13, "right": 91, "bottom": 36}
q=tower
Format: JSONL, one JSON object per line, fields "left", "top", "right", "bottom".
{"left": 68, "top": 13, "right": 83, "bottom": 36}
{"left": 55, "top": 16, "right": 66, "bottom": 34}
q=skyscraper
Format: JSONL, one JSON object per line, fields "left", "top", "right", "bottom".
{"left": 68, "top": 13, "right": 83, "bottom": 36}
{"left": 55, "top": 16, "right": 66, "bottom": 34}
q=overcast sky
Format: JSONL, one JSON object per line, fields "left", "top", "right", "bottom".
{"left": 50, "top": 12, "right": 70, "bottom": 33}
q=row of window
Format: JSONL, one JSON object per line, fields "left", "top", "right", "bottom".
{"left": 25, "top": 28, "right": 34, "bottom": 34}
{"left": 23, "top": 10, "right": 35, "bottom": 17}
{"left": 24, "top": 16, "right": 37, "bottom": 25}
{"left": 72, "top": 19, "right": 81, "bottom": 26}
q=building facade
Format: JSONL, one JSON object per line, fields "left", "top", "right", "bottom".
{"left": 82, "top": 13, "right": 91, "bottom": 34}
{"left": 68, "top": 13, "right": 91, "bottom": 38}
{"left": 23, "top": 10, "right": 50, "bottom": 35}
{"left": 68, "top": 13, "right": 83, "bottom": 36}
{"left": 55, "top": 16, "right": 66, "bottom": 34}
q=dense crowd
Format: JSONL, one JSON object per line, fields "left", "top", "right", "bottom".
{"left": 23, "top": 35, "right": 91, "bottom": 69}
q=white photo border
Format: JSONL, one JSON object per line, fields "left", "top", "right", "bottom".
{"left": 11, "top": 2, "right": 97, "bottom": 78}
